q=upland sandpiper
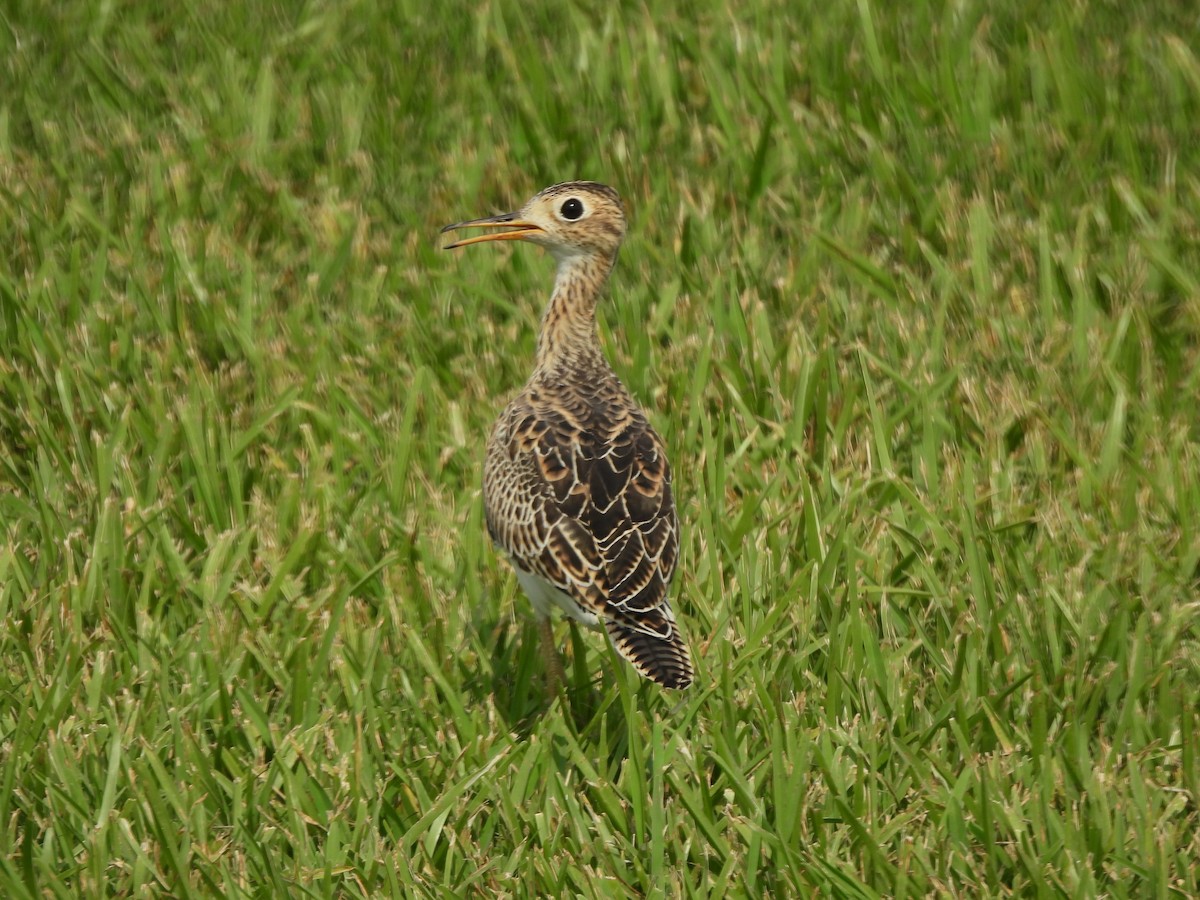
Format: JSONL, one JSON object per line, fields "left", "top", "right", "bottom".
{"left": 442, "top": 182, "right": 693, "bottom": 691}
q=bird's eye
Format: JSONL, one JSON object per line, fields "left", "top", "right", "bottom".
{"left": 560, "top": 198, "right": 585, "bottom": 220}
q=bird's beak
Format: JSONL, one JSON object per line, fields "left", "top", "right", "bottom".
{"left": 441, "top": 212, "right": 544, "bottom": 249}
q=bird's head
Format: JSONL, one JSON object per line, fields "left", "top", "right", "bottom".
{"left": 442, "top": 182, "right": 626, "bottom": 263}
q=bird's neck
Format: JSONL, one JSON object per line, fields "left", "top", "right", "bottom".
{"left": 533, "top": 253, "right": 615, "bottom": 379}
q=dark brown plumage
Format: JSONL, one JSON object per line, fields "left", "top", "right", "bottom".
{"left": 443, "top": 182, "right": 693, "bottom": 691}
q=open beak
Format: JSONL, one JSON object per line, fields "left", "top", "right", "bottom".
{"left": 441, "top": 212, "right": 543, "bottom": 249}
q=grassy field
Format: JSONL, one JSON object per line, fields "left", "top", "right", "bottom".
{"left": 2, "top": 0, "right": 1199, "bottom": 895}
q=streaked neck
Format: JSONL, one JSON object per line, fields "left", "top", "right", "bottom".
{"left": 534, "top": 253, "right": 614, "bottom": 378}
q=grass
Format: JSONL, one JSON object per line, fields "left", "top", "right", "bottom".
{"left": 2, "top": 0, "right": 1198, "bottom": 895}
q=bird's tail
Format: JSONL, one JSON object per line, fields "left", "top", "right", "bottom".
{"left": 604, "top": 611, "right": 694, "bottom": 689}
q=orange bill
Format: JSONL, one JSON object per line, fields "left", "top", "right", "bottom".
{"left": 441, "top": 212, "right": 543, "bottom": 249}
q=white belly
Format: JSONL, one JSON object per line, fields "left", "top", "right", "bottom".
{"left": 514, "top": 568, "right": 600, "bottom": 627}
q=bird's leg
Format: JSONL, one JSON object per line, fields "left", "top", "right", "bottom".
{"left": 538, "top": 615, "right": 565, "bottom": 698}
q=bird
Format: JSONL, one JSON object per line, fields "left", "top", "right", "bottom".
{"left": 442, "top": 181, "right": 693, "bottom": 692}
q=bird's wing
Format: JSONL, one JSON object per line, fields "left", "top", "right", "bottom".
{"left": 484, "top": 388, "right": 692, "bottom": 685}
